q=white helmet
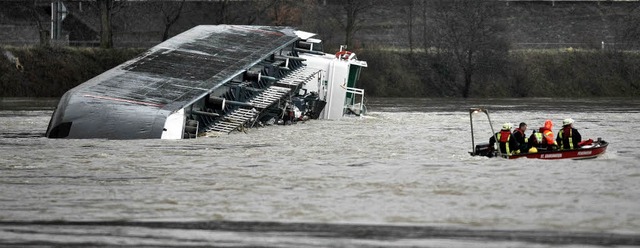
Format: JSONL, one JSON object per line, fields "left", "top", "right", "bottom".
{"left": 501, "top": 122, "right": 512, "bottom": 130}
{"left": 563, "top": 118, "right": 574, "bottom": 126}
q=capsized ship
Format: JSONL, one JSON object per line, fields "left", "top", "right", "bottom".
{"left": 46, "top": 25, "right": 367, "bottom": 139}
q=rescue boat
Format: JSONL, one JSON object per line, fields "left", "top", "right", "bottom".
{"left": 468, "top": 108, "right": 608, "bottom": 160}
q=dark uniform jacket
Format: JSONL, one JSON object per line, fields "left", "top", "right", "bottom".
{"left": 489, "top": 130, "right": 520, "bottom": 155}
{"left": 512, "top": 128, "right": 528, "bottom": 152}
{"left": 556, "top": 126, "right": 582, "bottom": 150}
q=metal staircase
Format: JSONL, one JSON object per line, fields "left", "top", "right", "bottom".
{"left": 204, "top": 66, "right": 321, "bottom": 135}
{"left": 205, "top": 108, "right": 258, "bottom": 133}
{"left": 247, "top": 86, "right": 289, "bottom": 109}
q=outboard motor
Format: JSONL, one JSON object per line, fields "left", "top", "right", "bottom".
{"left": 473, "top": 143, "right": 495, "bottom": 157}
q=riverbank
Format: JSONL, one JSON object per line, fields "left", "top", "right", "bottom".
{"left": 1, "top": 46, "right": 143, "bottom": 97}
{"left": 1, "top": 46, "right": 639, "bottom": 98}
{"left": 357, "top": 48, "right": 640, "bottom": 98}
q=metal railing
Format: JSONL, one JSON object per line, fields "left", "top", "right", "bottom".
{"left": 344, "top": 87, "right": 366, "bottom": 116}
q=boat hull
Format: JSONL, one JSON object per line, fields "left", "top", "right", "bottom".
{"left": 507, "top": 141, "right": 608, "bottom": 160}
{"left": 471, "top": 140, "right": 608, "bottom": 160}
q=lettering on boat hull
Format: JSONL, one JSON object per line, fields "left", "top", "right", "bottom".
{"left": 541, "top": 153, "right": 563, "bottom": 159}
{"left": 578, "top": 151, "right": 593, "bottom": 156}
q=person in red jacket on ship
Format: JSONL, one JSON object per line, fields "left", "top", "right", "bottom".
{"left": 556, "top": 118, "right": 582, "bottom": 150}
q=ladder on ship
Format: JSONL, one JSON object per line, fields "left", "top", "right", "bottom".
{"left": 204, "top": 66, "right": 321, "bottom": 135}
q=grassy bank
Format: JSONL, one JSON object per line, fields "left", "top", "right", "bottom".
{"left": 1, "top": 46, "right": 639, "bottom": 98}
{"left": 357, "top": 48, "right": 640, "bottom": 98}
{"left": 0, "top": 46, "right": 143, "bottom": 97}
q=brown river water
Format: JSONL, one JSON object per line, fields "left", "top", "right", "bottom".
{"left": 0, "top": 97, "right": 639, "bottom": 247}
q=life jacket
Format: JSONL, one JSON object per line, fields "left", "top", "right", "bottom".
{"left": 541, "top": 120, "right": 555, "bottom": 145}
{"left": 542, "top": 129, "right": 555, "bottom": 145}
{"left": 558, "top": 126, "right": 574, "bottom": 149}
{"left": 497, "top": 130, "right": 512, "bottom": 154}
{"left": 534, "top": 132, "right": 543, "bottom": 145}
{"left": 514, "top": 128, "right": 528, "bottom": 143}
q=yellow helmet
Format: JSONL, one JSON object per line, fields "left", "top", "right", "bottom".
{"left": 528, "top": 147, "right": 538, "bottom": 153}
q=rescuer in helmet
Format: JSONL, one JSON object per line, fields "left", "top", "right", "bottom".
{"left": 557, "top": 118, "right": 582, "bottom": 150}
{"left": 489, "top": 122, "right": 520, "bottom": 155}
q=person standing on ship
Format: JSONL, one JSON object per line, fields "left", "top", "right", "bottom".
{"left": 557, "top": 118, "right": 582, "bottom": 150}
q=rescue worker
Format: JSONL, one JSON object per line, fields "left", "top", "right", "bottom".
{"left": 528, "top": 130, "right": 540, "bottom": 150}
{"left": 489, "top": 122, "right": 520, "bottom": 156}
{"left": 539, "top": 119, "right": 558, "bottom": 151}
{"left": 556, "top": 118, "right": 582, "bottom": 150}
{"left": 512, "top": 122, "right": 529, "bottom": 153}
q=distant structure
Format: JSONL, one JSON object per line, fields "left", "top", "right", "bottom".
{"left": 0, "top": 1, "right": 95, "bottom": 46}
{"left": 1, "top": 0, "right": 639, "bottom": 49}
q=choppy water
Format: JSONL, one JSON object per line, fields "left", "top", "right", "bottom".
{"left": 1, "top": 97, "right": 639, "bottom": 247}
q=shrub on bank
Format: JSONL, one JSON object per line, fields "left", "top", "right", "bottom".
{"left": 505, "top": 49, "right": 640, "bottom": 97}
{"left": 0, "top": 46, "right": 143, "bottom": 97}
{"left": 356, "top": 49, "right": 425, "bottom": 97}
{"left": 357, "top": 48, "right": 640, "bottom": 98}
{"left": 1, "top": 46, "right": 639, "bottom": 98}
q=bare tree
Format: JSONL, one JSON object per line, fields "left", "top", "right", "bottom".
{"left": 333, "top": 0, "right": 377, "bottom": 49}
{"left": 431, "top": 0, "right": 508, "bottom": 98}
{"left": 297, "top": 0, "right": 322, "bottom": 31}
{"left": 31, "top": 0, "right": 51, "bottom": 46}
{"left": 243, "top": 0, "right": 296, "bottom": 25}
{"left": 160, "top": 0, "right": 186, "bottom": 41}
{"left": 266, "top": 0, "right": 304, "bottom": 26}
{"left": 10, "top": 1, "right": 50, "bottom": 46}
{"left": 94, "top": 0, "right": 128, "bottom": 48}
{"left": 419, "top": 0, "right": 431, "bottom": 51}
{"left": 402, "top": 0, "right": 415, "bottom": 54}
{"left": 97, "top": 0, "right": 114, "bottom": 48}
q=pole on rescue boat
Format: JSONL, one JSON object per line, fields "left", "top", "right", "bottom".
{"left": 469, "top": 108, "right": 477, "bottom": 154}
{"left": 469, "top": 108, "right": 502, "bottom": 158}
{"left": 484, "top": 109, "right": 504, "bottom": 158}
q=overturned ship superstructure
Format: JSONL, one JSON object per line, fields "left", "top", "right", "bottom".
{"left": 46, "top": 25, "right": 367, "bottom": 139}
